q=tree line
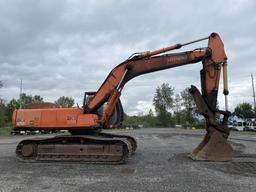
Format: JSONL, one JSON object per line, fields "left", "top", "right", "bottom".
{"left": 123, "top": 83, "right": 256, "bottom": 128}
{"left": 122, "top": 83, "right": 201, "bottom": 128}
{"left": 0, "top": 80, "right": 255, "bottom": 128}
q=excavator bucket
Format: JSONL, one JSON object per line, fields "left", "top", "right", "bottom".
{"left": 189, "top": 85, "right": 233, "bottom": 161}
{"left": 190, "top": 129, "right": 233, "bottom": 161}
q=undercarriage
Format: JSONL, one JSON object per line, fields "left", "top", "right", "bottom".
{"left": 16, "top": 132, "right": 137, "bottom": 164}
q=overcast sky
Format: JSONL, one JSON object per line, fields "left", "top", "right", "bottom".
{"left": 0, "top": 0, "right": 256, "bottom": 115}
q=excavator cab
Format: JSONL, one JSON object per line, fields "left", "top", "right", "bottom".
{"left": 83, "top": 91, "right": 124, "bottom": 128}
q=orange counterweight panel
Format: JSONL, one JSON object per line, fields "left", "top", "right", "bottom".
{"left": 12, "top": 108, "right": 100, "bottom": 130}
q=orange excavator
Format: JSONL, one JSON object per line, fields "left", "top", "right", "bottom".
{"left": 12, "top": 32, "right": 233, "bottom": 163}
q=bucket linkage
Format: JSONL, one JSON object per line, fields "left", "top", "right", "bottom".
{"left": 189, "top": 85, "right": 233, "bottom": 161}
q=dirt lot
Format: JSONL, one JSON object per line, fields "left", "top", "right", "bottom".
{"left": 0, "top": 128, "right": 255, "bottom": 192}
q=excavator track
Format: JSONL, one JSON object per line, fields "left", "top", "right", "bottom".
{"left": 96, "top": 132, "right": 137, "bottom": 154}
{"left": 68, "top": 131, "right": 137, "bottom": 154}
{"left": 16, "top": 134, "right": 135, "bottom": 164}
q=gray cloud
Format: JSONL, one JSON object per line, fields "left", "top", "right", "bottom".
{"left": 0, "top": 0, "right": 256, "bottom": 114}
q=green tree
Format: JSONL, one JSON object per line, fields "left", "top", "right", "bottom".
{"left": 0, "top": 80, "right": 3, "bottom": 104}
{"left": 173, "top": 93, "right": 182, "bottom": 113}
{"left": 153, "top": 83, "right": 174, "bottom": 127}
{"left": 0, "top": 81, "right": 6, "bottom": 127}
{"left": 180, "top": 87, "right": 197, "bottom": 124}
{"left": 33, "top": 95, "right": 43, "bottom": 103}
{"left": 148, "top": 109, "right": 154, "bottom": 117}
{"left": 172, "top": 93, "right": 184, "bottom": 125}
{"left": 122, "top": 110, "right": 158, "bottom": 128}
{"left": 5, "top": 99, "right": 20, "bottom": 122}
{"left": 19, "top": 93, "right": 33, "bottom": 107}
{"left": 55, "top": 96, "right": 74, "bottom": 108}
{"left": 19, "top": 93, "right": 44, "bottom": 108}
{"left": 234, "top": 102, "right": 254, "bottom": 119}
{"left": 144, "top": 109, "right": 157, "bottom": 127}
{"left": 0, "top": 102, "right": 6, "bottom": 127}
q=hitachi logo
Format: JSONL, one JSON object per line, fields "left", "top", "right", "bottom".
{"left": 167, "top": 55, "right": 188, "bottom": 64}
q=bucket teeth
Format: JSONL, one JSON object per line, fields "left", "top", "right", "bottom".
{"left": 190, "top": 130, "right": 233, "bottom": 161}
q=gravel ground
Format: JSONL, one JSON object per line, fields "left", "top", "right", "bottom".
{"left": 0, "top": 128, "right": 255, "bottom": 192}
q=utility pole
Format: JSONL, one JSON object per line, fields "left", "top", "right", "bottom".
{"left": 251, "top": 73, "right": 256, "bottom": 117}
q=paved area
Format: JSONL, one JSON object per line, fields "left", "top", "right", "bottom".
{"left": 0, "top": 128, "right": 256, "bottom": 192}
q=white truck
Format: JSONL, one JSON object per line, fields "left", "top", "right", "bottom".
{"left": 244, "top": 121, "right": 256, "bottom": 132}
{"left": 232, "top": 120, "right": 247, "bottom": 131}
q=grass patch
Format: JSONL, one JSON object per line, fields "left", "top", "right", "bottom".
{"left": 0, "top": 126, "right": 11, "bottom": 136}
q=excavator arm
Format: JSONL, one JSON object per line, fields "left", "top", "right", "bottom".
{"left": 94, "top": 50, "right": 208, "bottom": 126}
{"left": 85, "top": 50, "right": 207, "bottom": 113}
{"left": 90, "top": 33, "right": 228, "bottom": 128}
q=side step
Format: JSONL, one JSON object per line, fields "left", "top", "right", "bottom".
{"left": 16, "top": 135, "right": 134, "bottom": 164}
